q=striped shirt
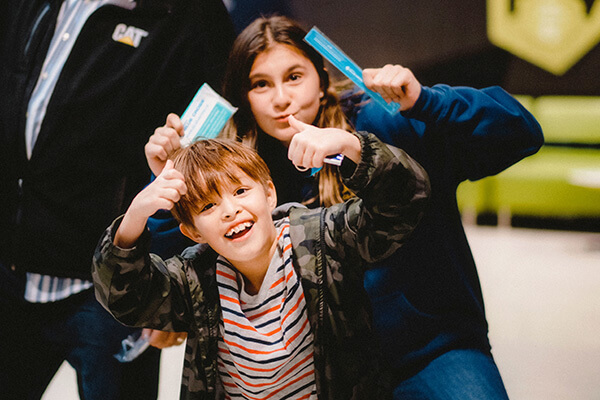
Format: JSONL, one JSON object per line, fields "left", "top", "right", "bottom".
{"left": 23, "top": 0, "right": 135, "bottom": 304}
{"left": 216, "top": 219, "right": 317, "bottom": 399}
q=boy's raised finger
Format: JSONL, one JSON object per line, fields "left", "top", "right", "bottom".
{"left": 159, "top": 159, "right": 180, "bottom": 179}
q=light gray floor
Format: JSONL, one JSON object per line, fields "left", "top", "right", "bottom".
{"left": 42, "top": 225, "right": 600, "bottom": 400}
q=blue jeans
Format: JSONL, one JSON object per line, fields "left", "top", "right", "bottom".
{"left": 0, "top": 263, "right": 160, "bottom": 400}
{"left": 393, "top": 349, "right": 510, "bottom": 400}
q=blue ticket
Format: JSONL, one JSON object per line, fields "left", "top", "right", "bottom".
{"left": 180, "top": 83, "right": 237, "bottom": 147}
{"left": 305, "top": 154, "right": 345, "bottom": 176}
{"left": 304, "top": 27, "right": 400, "bottom": 115}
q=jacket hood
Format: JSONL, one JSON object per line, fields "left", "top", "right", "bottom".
{"left": 272, "top": 202, "right": 307, "bottom": 220}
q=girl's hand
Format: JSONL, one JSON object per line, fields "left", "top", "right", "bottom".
{"left": 287, "top": 115, "right": 361, "bottom": 169}
{"left": 145, "top": 113, "right": 184, "bottom": 176}
{"left": 363, "top": 64, "right": 422, "bottom": 111}
{"left": 115, "top": 160, "right": 187, "bottom": 248}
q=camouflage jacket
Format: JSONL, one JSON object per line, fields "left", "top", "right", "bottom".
{"left": 92, "top": 131, "right": 430, "bottom": 399}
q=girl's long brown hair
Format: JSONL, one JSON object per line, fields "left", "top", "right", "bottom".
{"left": 221, "top": 15, "right": 353, "bottom": 207}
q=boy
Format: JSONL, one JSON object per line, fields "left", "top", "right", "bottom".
{"left": 92, "top": 123, "right": 430, "bottom": 399}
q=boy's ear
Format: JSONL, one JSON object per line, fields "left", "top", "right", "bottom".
{"left": 180, "top": 223, "right": 206, "bottom": 244}
{"left": 266, "top": 181, "right": 277, "bottom": 211}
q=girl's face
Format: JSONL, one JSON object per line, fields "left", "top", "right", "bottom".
{"left": 247, "top": 43, "right": 323, "bottom": 145}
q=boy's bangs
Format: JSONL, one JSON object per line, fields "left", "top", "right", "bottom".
{"left": 172, "top": 138, "right": 272, "bottom": 227}
{"left": 188, "top": 166, "right": 243, "bottom": 208}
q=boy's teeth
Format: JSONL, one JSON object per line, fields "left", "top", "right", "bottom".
{"left": 226, "top": 221, "right": 253, "bottom": 237}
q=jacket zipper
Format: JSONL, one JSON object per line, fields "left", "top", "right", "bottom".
{"left": 317, "top": 209, "right": 326, "bottom": 325}
{"left": 316, "top": 208, "right": 328, "bottom": 397}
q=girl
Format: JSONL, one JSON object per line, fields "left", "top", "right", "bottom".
{"left": 219, "top": 15, "right": 353, "bottom": 207}
{"left": 147, "top": 16, "right": 421, "bottom": 208}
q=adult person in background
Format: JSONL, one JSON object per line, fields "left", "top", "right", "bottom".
{"left": 0, "top": 0, "right": 234, "bottom": 399}
{"left": 347, "top": 65, "right": 544, "bottom": 399}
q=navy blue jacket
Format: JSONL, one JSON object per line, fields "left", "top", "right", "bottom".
{"left": 0, "top": 0, "right": 234, "bottom": 278}
{"left": 352, "top": 85, "right": 543, "bottom": 380}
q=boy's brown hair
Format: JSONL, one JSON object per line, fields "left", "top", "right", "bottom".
{"left": 171, "top": 138, "right": 273, "bottom": 233}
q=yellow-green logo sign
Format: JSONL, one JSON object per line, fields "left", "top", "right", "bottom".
{"left": 487, "top": 0, "right": 600, "bottom": 75}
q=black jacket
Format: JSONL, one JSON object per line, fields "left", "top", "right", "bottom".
{"left": 0, "top": 0, "right": 234, "bottom": 278}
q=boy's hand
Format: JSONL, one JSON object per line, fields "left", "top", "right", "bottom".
{"left": 129, "top": 159, "right": 186, "bottom": 218}
{"left": 115, "top": 160, "right": 187, "bottom": 248}
{"left": 363, "top": 64, "right": 422, "bottom": 111}
{"left": 142, "top": 329, "right": 187, "bottom": 349}
{"left": 287, "top": 115, "right": 361, "bottom": 168}
{"left": 145, "top": 113, "right": 184, "bottom": 176}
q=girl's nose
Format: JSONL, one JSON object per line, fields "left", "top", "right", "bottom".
{"left": 272, "top": 84, "right": 291, "bottom": 109}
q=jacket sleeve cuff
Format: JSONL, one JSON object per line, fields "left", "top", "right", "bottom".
{"left": 341, "top": 131, "right": 378, "bottom": 192}
{"left": 103, "top": 215, "right": 152, "bottom": 260}
{"left": 401, "top": 85, "right": 431, "bottom": 120}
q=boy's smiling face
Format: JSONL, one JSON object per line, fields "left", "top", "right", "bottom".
{"left": 180, "top": 169, "right": 278, "bottom": 279}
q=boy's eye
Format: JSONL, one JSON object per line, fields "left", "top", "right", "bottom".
{"left": 235, "top": 187, "right": 248, "bottom": 196}
{"left": 200, "top": 203, "right": 214, "bottom": 213}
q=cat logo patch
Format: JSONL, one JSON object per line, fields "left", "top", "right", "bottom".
{"left": 487, "top": 0, "right": 600, "bottom": 75}
{"left": 112, "top": 24, "right": 149, "bottom": 48}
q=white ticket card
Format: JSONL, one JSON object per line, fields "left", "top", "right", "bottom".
{"left": 180, "top": 83, "right": 237, "bottom": 147}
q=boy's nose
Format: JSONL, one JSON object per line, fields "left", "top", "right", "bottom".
{"left": 221, "top": 197, "right": 241, "bottom": 219}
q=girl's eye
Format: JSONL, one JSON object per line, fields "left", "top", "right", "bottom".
{"left": 251, "top": 80, "right": 268, "bottom": 90}
{"left": 289, "top": 73, "right": 302, "bottom": 81}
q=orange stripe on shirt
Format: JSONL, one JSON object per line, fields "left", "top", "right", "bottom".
{"left": 222, "top": 361, "right": 314, "bottom": 391}
{"left": 219, "top": 294, "right": 241, "bottom": 306}
{"left": 216, "top": 269, "right": 237, "bottom": 281}
{"left": 270, "top": 276, "right": 284, "bottom": 289}
{"left": 217, "top": 347, "right": 288, "bottom": 373}
{"left": 246, "top": 303, "right": 281, "bottom": 321}
{"left": 222, "top": 318, "right": 281, "bottom": 336}
{"left": 261, "top": 369, "right": 316, "bottom": 400}
{"left": 284, "top": 317, "right": 311, "bottom": 350}
{"left": 281, "top": 292, "right": 305, "bottom": 326}
{"left": 285, "top": 268, "right": 294, "bottom": 284}
{"left": 272, "top": 351, "right": 314, "bottom": 382}
{"left": 223, "top": 337, "right": 287, "bottom": 355}
{"left": 276, "top": 225, "right": 288, "bottom": 242}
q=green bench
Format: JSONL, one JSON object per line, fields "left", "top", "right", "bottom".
{"left": 457, "top": 95, "right": 600, "bottom": 226}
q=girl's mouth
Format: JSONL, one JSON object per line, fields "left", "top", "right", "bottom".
{"left": 275, "top": 114, "right": 293, "bottom": 123}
